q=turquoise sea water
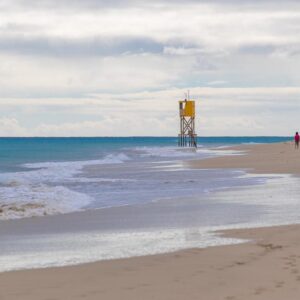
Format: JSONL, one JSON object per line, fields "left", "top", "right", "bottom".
{"left": 0, "top": 136, "right": 290, "bottom": 172}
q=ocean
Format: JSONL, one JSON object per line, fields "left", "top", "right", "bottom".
{"left": 1, "top": 136, "right": 299, "bottom": 272}
{"left": 0, "top": 136, "right": 289, "bottom": 219}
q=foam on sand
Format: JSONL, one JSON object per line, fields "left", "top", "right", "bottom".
{"left": 0, "top": 227, "right": 245, "bottom": 272}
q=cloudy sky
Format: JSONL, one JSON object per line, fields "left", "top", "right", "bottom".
{"left": 0, "top": 0, "right": 300, "bottom": 136}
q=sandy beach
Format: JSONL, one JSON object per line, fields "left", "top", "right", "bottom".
{"left": 1, "top": 224, "right": 300, "bottom": 300}
{"left": 2, "top": 141, "right": 300, "bottom": 300}
{"left": 189, "top": 141, "right": 297, "bottom": 174}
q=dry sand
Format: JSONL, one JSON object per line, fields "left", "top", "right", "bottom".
{"left": 2, "top": 141, "right": 300, "bottom": 300}
{"left": 189, "top": 141, "right": 297, "bottom": 174}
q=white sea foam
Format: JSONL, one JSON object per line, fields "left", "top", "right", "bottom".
{"left": 0, "top": 185, "right": 92, "bottom": 220}
{"left": 24, "top": 152, "right": 131, "bottom": 175}
{"left": 134, "top": 145, "right": 245, "bottom": 159}
{"left": 134, "top": 146, "right": 201, "bottom": 158}
{"left": 196, "top": 148, "right": 246, "bottom": 156}
{"left": 0, "top": 228, "right": 245, "bottom": 272}
{"left": 0, "top": 152, "right": 131, "bottom": 185}
{"left": 0, "top": 153, "right": 131, "bottom": 220}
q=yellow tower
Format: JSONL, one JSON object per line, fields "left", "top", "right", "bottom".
{"left": 178, "top": 99, "right": 197, "bottom": 147}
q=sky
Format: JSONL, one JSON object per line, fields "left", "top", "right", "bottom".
{"left": 0, "top": 0, "right": 300, "bottom": 136}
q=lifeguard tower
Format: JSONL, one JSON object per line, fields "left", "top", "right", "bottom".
{"left": 178, "top": 98, "right": 197, "bottom": 147}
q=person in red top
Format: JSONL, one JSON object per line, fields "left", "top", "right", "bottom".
{"left": 295, "top": 132, "right": 299, "bottom": 149}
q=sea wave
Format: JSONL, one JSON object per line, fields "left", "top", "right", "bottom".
{"left": 0, "top": 152, "right": 131, "bottom": 185}
{"left": 0, "top": 152, "right": 131, "bottom": 220}
{"left": 0, "top": 184, "right": 92, "bottom": 220}
{"left": 24, "top": 152, "right": 131, "bottom": 172}
{"left": 133, "top": 146, "right": 200, "bottom": 158}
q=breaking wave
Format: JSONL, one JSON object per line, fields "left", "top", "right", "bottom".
{"left": 0, "top": 184, "right": 92, "bottom": 220}
{"left": 133, "top": 146, "right": 201, "bottom": 158}
{"left": 0, "top": 153, "right": 131, "bottom": 220}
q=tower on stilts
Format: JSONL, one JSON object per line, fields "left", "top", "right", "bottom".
{"left": 178, "top": 98, "right": 197, "bottom": 148}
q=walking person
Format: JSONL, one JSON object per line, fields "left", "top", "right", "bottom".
{"left": 295, "top": 132, "right": 299, "bottom": 149}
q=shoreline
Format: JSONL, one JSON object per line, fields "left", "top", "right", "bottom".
{"left": 2, "top": 141, "right": 300, "bottom": 299}
{"left": 2, "top": 224, "right": 300, "bottom": 299}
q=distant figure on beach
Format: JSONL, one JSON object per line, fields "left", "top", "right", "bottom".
{"left": 295, "top": 132, "right": 299, "bottom": 149}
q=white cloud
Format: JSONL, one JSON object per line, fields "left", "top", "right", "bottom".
{"left": 0, "top": 1, "right": 299, "bottom": 135}
{"left": 0, "top": 87, "right": 299, "bottom": 136}
{"left": 0, "top": 117, "right": 27, "bottom": 136}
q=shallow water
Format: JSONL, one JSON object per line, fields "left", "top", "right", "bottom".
{"left": 1, "top": 174, "right": 300, "bottom": 272}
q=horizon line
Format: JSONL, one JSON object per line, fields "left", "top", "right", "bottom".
{"left": 0, "top": 136, "right": 292, "bottom": 138}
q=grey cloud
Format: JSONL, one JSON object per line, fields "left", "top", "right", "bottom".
{"left": 1, "top": 0, "right": 139, "bottom": 11}
{"left": 237, "top": 43, "right": 300, "bottom": 57}
{"left": 238, "top": 44, "right": 277, "bottom": 55}
{"left": 0, "top": 23, "right": 41, "bottom": 33}
{"left": 4, "top": 0, "right": 300, "bottom": 12}
{"left": 0, "top": 35, "right": 164, "bottom": 56}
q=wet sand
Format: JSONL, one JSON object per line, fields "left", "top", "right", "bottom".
{"left": 2, "top": 141, "right": 300, "bottom": 300}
